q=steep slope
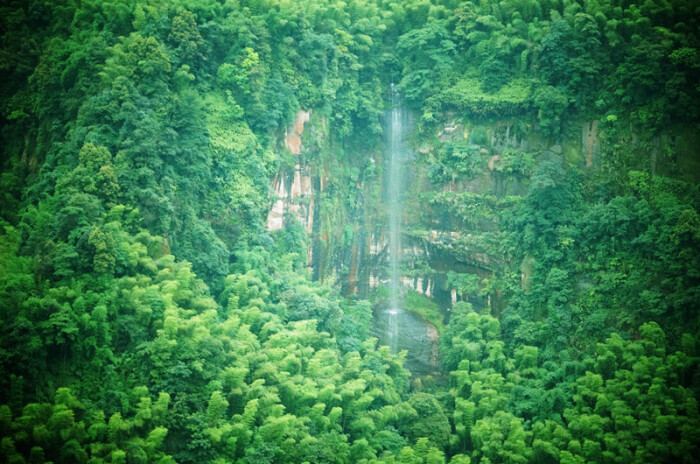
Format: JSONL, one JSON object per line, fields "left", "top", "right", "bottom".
{"left": 1, "top": 1, "right": 699, "bottom": 463}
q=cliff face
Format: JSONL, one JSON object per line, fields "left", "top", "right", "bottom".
{"left": 266, "top": 108, "right": 699, "bottom": 313}
{"left": 267, "top": 110, "right": 314, "bottom": 235}
{"left": 263, "top": 109, "right": 585, "bottom": 306}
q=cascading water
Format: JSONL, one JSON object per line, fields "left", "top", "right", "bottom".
{"left": 388, "top": 84, "right": 403, "bottom": 311}
{"left": 370, "top": 85, "right": 440, "bottom": 377}
{"left": 384, "top": 85, "right": 404, "bottom": 355}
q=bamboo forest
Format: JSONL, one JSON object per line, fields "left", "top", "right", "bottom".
{"left": 1, "top": 0, "right": 700, "bottom": 463}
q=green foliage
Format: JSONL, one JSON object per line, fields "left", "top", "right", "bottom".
{"left": 400, "top": 394, "right": 451, "bottom": 449}
{"left": 533, "top": 85, "right": 570, "bottom": 138}
{"left": 441, "top": 302, "right": 699, "bottom": 462}
{"left": 540, "top": 324, "right": 700, "bottom": 463}
{"left": 445, "top": 272, "right": 480, "bottom": 301}
{"left": 495, "top": 150, "right": 536, "bottom": 177}
{"left": 502, "top": 167, "right": 700, "bottom": 354}
{"left": 429, "top": 141, "right": 484, "bottom": 183}
{"left": 430, "top": 78, "right": 533, "bottom": 118}
{"left": 0, "top": 387, "right": 173, "bottom": 464}
{"left": 1, "top": 1, "right": 699, "bottom": 464}
{"left": 397, "top": 18, "right": 456, "bottom": 105}
{"left": 402, "top": 291, "right": 444, "bottom": 334}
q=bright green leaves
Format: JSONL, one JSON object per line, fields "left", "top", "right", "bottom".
{"left": 396, "top": 18, "right": 455, "bottom": 104}
{"left": 471, "top": 411, "right": 530, "bottom": 464}
{"left": 218, "top": 48, "right": 263, "bottom": 97}
{"left": 216, "top": 46, "right": 277, "bottom": 131}
{"left": 445, "top": 272, "right": 480, "bottom": 301}
{"left": 89, "top": 227, "right": 117, "bottom": 274}
{"left": 549, "top": 324, "right": 700, "bottom": 463}
{"left": 533, "top": 85, "right": 569, "bottom": 138}
{"left": 401, "top": 393, "right": 451, "bottom": 450}
{"left": 443, "top": 298, "right": 700, "bottom": 462}
{"left": 168, "top": 10, "right": 205, "bottom": 67}
{"left": 102, "top": 33, "right": 171, "bottom": 96}
{"left": 442, "top": 302, "right": 505, "bottom": 373}
{"left": 444, "top": 305, "right": 519, "bottom": 458}
{"left": 0, "top": 387, "right": 171, "bottom": 464}
{"left": 1, "top": 1, "right": 699, "bottom": 464}
{"left": 453, "top": 397, "right": 475, "bottom": 452}
{"left": 433, "top": 77, "right": 533, "bottom": 118}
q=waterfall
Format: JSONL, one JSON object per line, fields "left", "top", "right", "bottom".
{"left": 369, "top": 86, "right": 439, "bottom": 377}
{"left": 384, "top": 85, "right": 405, "bottom": 357}
{"left": 388, "top": 84, "right": 403, "bottom": 310}
{"left": 387, "top": 308, "right": 399, "bottom": 353}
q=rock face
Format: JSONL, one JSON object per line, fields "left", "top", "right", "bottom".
{"left": 266, "top": 164, "right": 314, "bottom": 233}
{"left": 365, "top": 232, "right": 436, "bottom": 298}
{"left": 285, "top": 109, "right": 311, "bottom": 155}
{"left": 265, "top": 113, "right": 513, "bottom": 309}
{"left": 264, "top": 106, "right": 700, "bottom": 321}
{"left": 267, "top": 110, "right": 315, "bottom": 234}
{"left": 582, "top": 120, "right": 600, "bottom": 168}
{"left": 267, "top": 112, "right": 634, "bottom": 305}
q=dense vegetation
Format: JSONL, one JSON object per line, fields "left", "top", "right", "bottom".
{"left": 1, "top": 0, "right": 698, "bottom": 463}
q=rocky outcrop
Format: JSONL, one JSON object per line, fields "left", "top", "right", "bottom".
{"left": 582, "top": 120, "right": 600, "bottom": 168}
{"left": 267, "top": 109, "right": 315, "bottom": 234}
{"left": 285, "top": 109, "right": 311, "bottom": 155}
{"left": 266, "top": 164, "right": 314, "bottom": 233}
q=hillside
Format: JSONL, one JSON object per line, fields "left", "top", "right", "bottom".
{"left": 1, "top": 1, "right": 699, "bottom": 463}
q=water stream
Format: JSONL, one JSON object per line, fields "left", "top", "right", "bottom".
{"left": 388, "top": 85, "right": 403, "bottom": 310}
{"left": 371, "top": 86, "right": 440, "bottom": 377}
